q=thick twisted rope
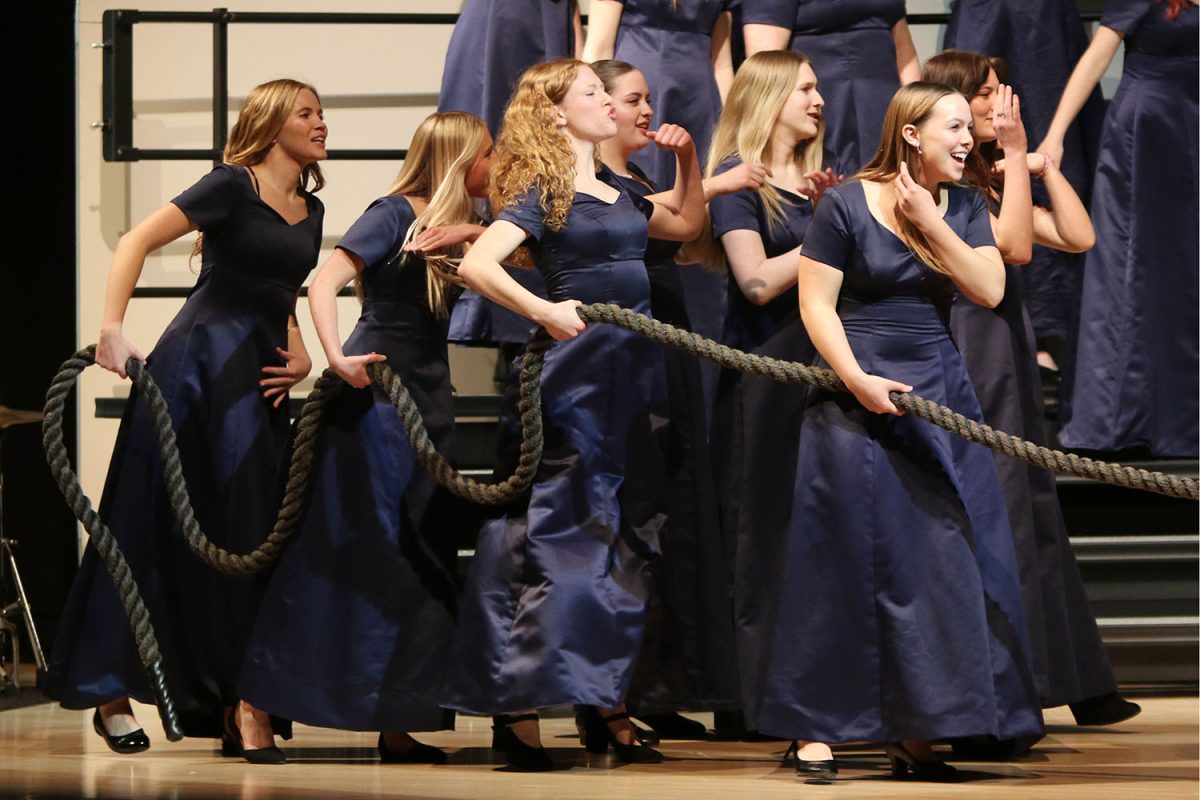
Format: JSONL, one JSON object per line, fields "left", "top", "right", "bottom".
{"left": 572, "top": 303, "right": 1198, "bottom": 501}
{"left": 40, "top": 306, "right": 1196, "bottom": 738}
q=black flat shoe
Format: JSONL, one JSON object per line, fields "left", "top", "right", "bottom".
{"left": 581, "top": 708, "right": 663, "bottom": 764}
{"left": 494, "top": 713, "right": 554, "bottom": 772}
{"left": 378, "top": 734, "right": 447, "bottom": 764}
{"left": 883, "top": 743, "right": 959, "bottom": 782}
{"left": 635, "top": 712, "right": 708, "bottom": 740}
{"left": 92, "top": 709, "right": 150, "bottom": 755}
{"left": 1070, "top": 692, "right": 1142, "bottom": 726}
{"left": 222, "top": 714, "right": 286, "bottom": 764}
{"left": 783, "top": 741, "right": 838, "bottom": 783}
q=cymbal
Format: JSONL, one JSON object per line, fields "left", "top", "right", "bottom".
{"left": 0, "top": 406, "right": 44, "bottom": 429}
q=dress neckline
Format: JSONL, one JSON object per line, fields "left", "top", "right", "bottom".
{"left": 238, "top": 165, "right": 312, "bottom": 227}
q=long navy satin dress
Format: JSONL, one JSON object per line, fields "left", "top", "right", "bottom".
{"left": 238, "top": 196, "right": 457, "bottom": 733}
{"left": 1059, "top": 0, "right": 1199, "bottom": 457}
{"left": 708, "top": 158, "right": 815, "bottom": 730}
{"left": 612, "top": 0, "right": 739, "bottom": 395}
{"left": 952, "top": 260, "right": 1119, "bottom": 710}
{"left": 439, "top": 0, "right": 572, "bottom": 346}
{"left": 447, "top": 182, "right": 668, "bottom": 713}
{"left": 741, "top": 0, "right": 904, "bottom": 173}
{"left": 945, "top": 0, "right": 1106, "bottom": 347}
{"left": 44, "top": 164, "right": 323, "bottom": 736}
{"left": 603, "top": 165, "right": 738, "bottom": 715}
{"left": 758, "top": 182, "right": 1043, "bottom": 744}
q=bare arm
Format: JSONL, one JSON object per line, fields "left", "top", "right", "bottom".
{"left": 581, "top": 0, "right": 622, "bottom": 62}
{"left": 573, "top": 1, "right": 585, "bottom": 59}
{"left": 721, "top": 229, "right": 802, "bottom": 305}
{"left": 457, "top": 220, "right": 587, "bottom": 340}
{"left": 306, "top": 248, "right": 386, "bottom": 388}
{"left": 260, "top": 314, "right": 314, "bottom": 408}
{"left": 643, "top": 125, "right": 707, "bottom": 241}
{"left": 799, "top": 256, "right": 912, "bottom": 414}
{"left": 1039, "top": 25, "right": 1124, "bottom": 165}
{"left": 711, "top": 11, "right": 735, "bottom": 103}
{"left": 1032, "top": 158, "right": 1095, "bottom": 251}
{"left": 892, "top": 19, "right": 921, "bottom": 85}
{"left": 743, "top": 23, "right": 791, "bottom": 56}
{"left": 988, "top": 85, "right": 1034, "bottom": 265}
{"left": 96, "top": 202, "right": 197, "bottom": 377}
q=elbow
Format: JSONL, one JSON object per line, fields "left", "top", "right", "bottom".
{"left": 1006, "top": 247, "right": 1033, "bottom": 266}
{"left": 976, "top": 281, "right": 1006, "bottom": 310}
{"left": 1067, "top": 228, "right": 1096, "bottom": 253}
{"left": 457, "top": 252, "right": 484, "bottom": 288}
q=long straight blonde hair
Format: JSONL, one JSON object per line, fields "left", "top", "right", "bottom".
{"left": 855, "top": 82, "right": 961, "bottom": 275}
{"left": 380, "top": 111, "right": 489, "bottom": 315}
{"left": 699, "top": 51, "right": 825, "bottom": 269}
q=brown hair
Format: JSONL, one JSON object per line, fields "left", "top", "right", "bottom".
{"left": 922, "top": 50, "right": 1006, "bottom": 199}
{"left": 224, "top": 78, "right": 326, "bottom": 192}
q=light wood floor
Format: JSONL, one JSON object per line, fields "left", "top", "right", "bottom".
{"left": 0, "top": 697, "right": 1195, "bottom": 799}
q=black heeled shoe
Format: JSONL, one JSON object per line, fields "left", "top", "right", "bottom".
{"left": 581, "top": 708, "right": 663, "bottom": 764}
{"left": 1070, "top": 692, "right": 1142, "bottom": 726}
{"left": 493, "top": 713, "right": 554, "bottom": 772}
{"left": 635, "top": 712, "right": 707, "bottom": 740}
{"left": 378, "top": 733, "right": 447, "bottom": 764}
{"left": 222, "top": 713, "right": 286, "bottom": 764}
{"left": 574, "top": 706, "right": 660, "bottom": 747}
{"left": 783, "top": 741, "right": 838, "bottom": 783}
{"left": 92, "top": 709, "right": 150, "bottom": 754}
{"left": 883, "top": 743, "right": 959, "bottom": 782}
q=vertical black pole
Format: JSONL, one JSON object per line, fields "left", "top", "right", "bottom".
{"left": 212, "top": 8, "right": 229, "bottom": 164}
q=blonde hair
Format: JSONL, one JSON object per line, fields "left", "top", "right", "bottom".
{"left": 490, "top": 58, "right": 589, "bottom": 232}
{"left": 855, "top": 81, "right": 961, "bottom": 275}
{"left": 224, "top": 78, "right": 326, "bottom": 192}
{"left": 383, "top": 111, "right": 489, "bottom": 314}
{"left": 699, "top": 51, "right": 825, "bottom": 269}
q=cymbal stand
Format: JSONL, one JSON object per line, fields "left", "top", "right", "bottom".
{"left": 0, "top": 429, "right": 47, "bottom": 690}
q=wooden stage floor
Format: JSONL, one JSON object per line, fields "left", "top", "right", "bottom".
{"left": 0, "top": 697, "right": 1196, "bottom": 799}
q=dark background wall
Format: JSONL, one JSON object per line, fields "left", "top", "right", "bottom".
{"left": 1, "top": 5, "right": 79, "bottom": 665}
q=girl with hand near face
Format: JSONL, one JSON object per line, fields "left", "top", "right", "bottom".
{"left": 591, "top": 59, "right": 734, "bottom": 738}
{"left": 923, "top": 51, "right": 1140, "bottom": 740}
{"left": 759, "top": 83, "right": 1044, "bottom": 782}
{"left": 44, "top": 79, "right": 327, "bottom": 760}
{"left": 237, "top": 112, "right": 494, "bottom": 766}
{"left": 446, "top": 58, "right": 704, "bottom": 771}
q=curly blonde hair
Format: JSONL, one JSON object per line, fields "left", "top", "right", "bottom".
{"left": 489, "top": 58, "right": 587, "bottom": 232}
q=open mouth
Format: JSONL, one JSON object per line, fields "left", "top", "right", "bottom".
{"left": 950, "top": 151, "right": 968, "bottom": 164}
{"left": 312, "top": 135, "right": 326, "bottom": 146}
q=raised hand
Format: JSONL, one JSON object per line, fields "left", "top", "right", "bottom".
{"left": 647, "top": 123, "right": 695, "bottom": 155}
{"left": 992, "top": 84, "right": 1028, "bottom": 156}
{"left": 331, "top": 352, "right": 388, "bottom": 389}
{"left": 893, "top": 162, "right": 940, "bottom": 230}
{"left": 802, "top": 167, "right": 846, "bottom": 205}
{"left": 260, "top": 346, "right": 313, "bottom": 408}
{"left": 405, "top": 224, "right": 486, "bottom": 255}
{"left": 96, "top": 326, "right": 145, "bottom": 379}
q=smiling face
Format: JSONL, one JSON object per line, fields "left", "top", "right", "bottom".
{"left": 906, "top": 93, "right": 974, "bottom": 184}
{"left": 556, "top": 66, "right": 617, "bottom": 143}
{"left": 273, "top": 88, "right": 327, "bottom": 166}
{"left": 775, "top": 63, "right": 824, "bottom": 142}
{"left": 609, "top": 69, "right": 654, "bottom": 155}
{"left": 464, "top": 129, "right": 494, "bottom": 198}
{"left": 968, "top": 68, "right": 1000, "bottom": 143}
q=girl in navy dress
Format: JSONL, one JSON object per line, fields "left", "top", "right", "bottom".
{"left": 924, "top": 50, "right": 1141, "bottom": 742}
{"left": 44, "top": 79, "right": 327, "bottom": 760}
{"left": 760, "top": 83, "right": 1043, "bottom": 781}
{"left": 944, "top": 0, "right": 1108, "bottom": 372}
{"left": 238, "top": 112, "right": 494, "bottom": 764}
{"left": 590, "top": 58, "right": 738, "bottom": 738}
{"left": 583, "top": 0, "right": 740, "bottom": 407}
{"left": 1041, "top": 0, "right": 1198, "bottom": 457}
{"left": 439, "top": 0, "right": 581, "bottom": 352}
{"left": 700, "top": 50, "right": 835, "bottom": 742}
{"left": 447, "top": 58, "right": 705, "bottom": 770}
{"left": 741, "top": 0, "right": 919, "bottom": 173}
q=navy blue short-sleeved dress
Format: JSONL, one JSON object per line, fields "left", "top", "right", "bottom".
{"left": 707, "top": 158, "right": 815, "bottom": 730}
{"left": 742, "top": 0, "right": 905, "bottom": 173}
{"left": 44, "top": 164, "right": 323, "bottom": 736}
{"left": 1058, "top": 0, "right": 1199, "bottom": 456}
{"left": 439, "top": 0, "right": 573, "bottom": 346}
{"left": 602, "top": 165, "right": 738, "bottom": 715}
{"left": 757, "top": 181, "right": 1043, "bottom": 744}
{"left": 238, "top": 196, "right": 458, "bottom": 733}
{"left": 447, "top": 182, "right": 667, "bottom": 713}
